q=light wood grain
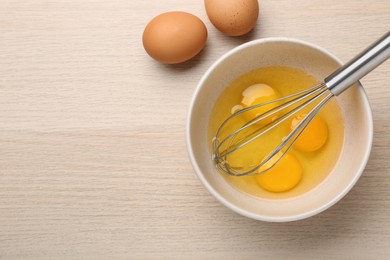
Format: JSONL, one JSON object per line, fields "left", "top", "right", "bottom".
{"left": 0, "top": 0, "right": 389, "bottom": 259}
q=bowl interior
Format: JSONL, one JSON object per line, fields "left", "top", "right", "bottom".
{"left": 187, "top": 38, "right": 372, "bottom": 221}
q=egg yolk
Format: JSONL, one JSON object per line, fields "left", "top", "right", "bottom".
{"left": 256, "top": 152, "right": 303, "bottom": 192}
{"left": 290, "top": 114, "right": 328, "bottom": 152}
{"left": 241, "top": 84, "right": 281, "bottom": 125}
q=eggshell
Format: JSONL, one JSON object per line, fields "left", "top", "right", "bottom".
{"left": 142, "top": 12, "right": 208, "bottom": 64}
{"left": 205, "top": 0, "right": 259, "bottom": 36}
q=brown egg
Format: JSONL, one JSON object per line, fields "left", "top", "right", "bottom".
{"left": 142, "top": 12, "right": 208, "bottom": 64}
{"left": 205, "top": 0, "right": 259, "bottom": 36}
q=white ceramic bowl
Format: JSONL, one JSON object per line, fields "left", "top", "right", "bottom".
{"left": 186, "top": 38, "right": 373, "bottom": 222}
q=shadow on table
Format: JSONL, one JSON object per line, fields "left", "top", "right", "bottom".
{"left": 155, "top": 25, "right": 261, "bottom": 73}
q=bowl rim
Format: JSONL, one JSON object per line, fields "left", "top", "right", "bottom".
{"left": 186, "top": 37, "right": 374, "bottom": 222}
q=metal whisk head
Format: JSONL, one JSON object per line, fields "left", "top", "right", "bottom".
{"left": 212, "top": 82, "right": 334, "bottom": 176}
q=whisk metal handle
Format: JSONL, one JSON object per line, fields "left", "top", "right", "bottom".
{"left": 325, "top": 31, "right": 390, "bottom": 96}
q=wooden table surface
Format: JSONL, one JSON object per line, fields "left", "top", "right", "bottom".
{"left": 1, "top": 0, "right": 389, "bottom": 259}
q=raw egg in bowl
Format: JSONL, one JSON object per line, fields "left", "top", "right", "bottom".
{"left": 186, "top": 38, "right": 373, "bottom": 222}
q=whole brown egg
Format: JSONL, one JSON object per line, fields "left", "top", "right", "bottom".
{"left": 205, "top": 0, "right": 259, "bottom": 36}
{"left": 143, "top": 12, "right": 208, "bottom": 64}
